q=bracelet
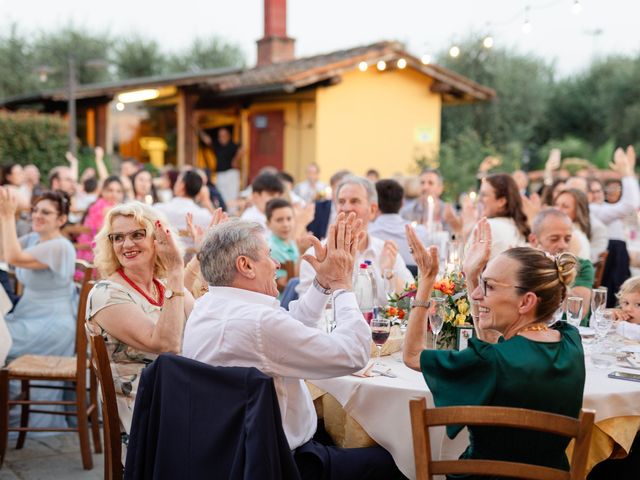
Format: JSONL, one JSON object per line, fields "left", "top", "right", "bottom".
{"left": 382, "top": 271, "right": 395, "bottom": 280}
{"left": 313, "top": 277, "right": 331, "bottom": 295}
{"left": 411, "top": 299, "right": 431, "bottom": 309}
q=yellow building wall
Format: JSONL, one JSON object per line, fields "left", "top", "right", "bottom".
{"left": 247, "top": 98, "right": 316, "bottom": 182}
{"left": 315, "top": 68, "right": 441, "bottom": 182}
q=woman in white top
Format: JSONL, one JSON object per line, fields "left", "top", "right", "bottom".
{"left": 477, "top": 174, "right": 529, "bottom": 259}
{"left": 554, "top": 188, "right": 591, "bottom": 260}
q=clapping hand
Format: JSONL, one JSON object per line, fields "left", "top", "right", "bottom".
{"left": 610, "top": 146, "right": 636, "bottom": 177}
{"left": 379, "top": 240, "right": 399, "bottom": 271}
{"left": 186, "top": 208, "right": 228, "bottom": 251}
{"left": 463, "top": 217, "right": 492, "bottom": 285}
{"left": 405, "top": 224, "right": 438, "bottom": 285}
{"left": 154, "top": 221, "right": 183, "bottom": 272}
{"left": 0, "top": 187, "right": 18, "bottom": 218}
{"left": 302, "top": 212, "right": 365, "bottom": 291}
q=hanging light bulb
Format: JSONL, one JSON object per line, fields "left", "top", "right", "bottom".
{"left": 358, "top": 61, "right": 368, "bottom": 72}
{"left": 482, "top": 36, "right": 494, "bottom": 49}
{"left": 376, "top": 60, "right": 386, "bottom": 71}
{"left": 421, "top": 54, "right": 432, "bottom": 65}
{"left": 449, "top": 45, "right": 460, "bottom": 58}
{"left": 572, "top": 0, "right": 582, "bottom": 14}
{"left": 522, "top": 6, "right": 532, "bottom": 34}
{"left": 396, "top": 58, "right": 407, "bottom": 69}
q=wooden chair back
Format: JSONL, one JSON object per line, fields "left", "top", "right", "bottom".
{"left": 409, "top": 398, "right": 595, "bottom": 480}
{"left": 89, "top": 333, "right": 123, "bottom": 480}
{"left": 593, "top": 250, "right": 608, "bottom": 289}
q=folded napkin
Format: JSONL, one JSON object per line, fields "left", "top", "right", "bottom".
{"left": 352, "top": 359, "right": 394, "bottom": 378}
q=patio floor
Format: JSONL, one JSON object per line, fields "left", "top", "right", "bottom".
{"left": 0, "top": 433, "right": 104, "bottom": 479}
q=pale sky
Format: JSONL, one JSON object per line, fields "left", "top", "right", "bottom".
{"left": 1, "top": 0, "right": 637, "bottom": 77}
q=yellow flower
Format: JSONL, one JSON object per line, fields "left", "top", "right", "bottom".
{"left": 457, "top": 300, "right": 469, "bottom": 315}
{"left": 455, "top": 314, "right": 467, "bottom": 325}
{"left": 445, "top": 310, "right": 455, "bottom": 323}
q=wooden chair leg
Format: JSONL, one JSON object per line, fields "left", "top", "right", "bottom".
{"left": 75, "top": 383, "right": 93, "bottom": 470}
{"left": 15, "top": 380, "right": 30, "bottom": 449}
{"left": 89, "top": 370, "right": 102, "bottom": 454}
{"left": 0, "top": 370, "right": 9, "bottom": 467}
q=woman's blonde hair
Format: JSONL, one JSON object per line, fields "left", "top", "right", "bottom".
{"left": 93, "top": 201, "right": 183, "bottom": 278}
{"left": 616, "top": 276, "right": 640, "bottom": 300}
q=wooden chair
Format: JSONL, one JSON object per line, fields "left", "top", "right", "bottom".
{"left": 0, "top": 261, "right": 101, "bottom": 469}
{"left": 593, "top": 251, "right": 608, "bottom": 289}
{"left": 409, "top": 397, "right": 595, "bottom": 480}
{"left": 88, "top": 332, "right": 123, "bottom": 480}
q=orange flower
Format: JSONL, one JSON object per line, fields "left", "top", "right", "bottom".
{"left": 387, "top": 306, "right": 398, "bottom": 316}
{"left": 398, "top": 309, "right": 406, "bottom": 319}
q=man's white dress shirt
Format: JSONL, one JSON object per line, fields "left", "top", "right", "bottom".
{"left": 294, "top": 180, "right": 328, "bottom": 204}
{"left": 368, "top": 213, "right": 432, "bottom": 267}
{"left": 296, "top": 235, "right": 415, "bottom": 305}
{"left": 182, "top": 285, "right": 370, "bottom": 449}
{"left": 240, "top": 205, "right": 267, "bottom": 230}
{"left": 154, "top": 197, "right": 212, "bottom": 249}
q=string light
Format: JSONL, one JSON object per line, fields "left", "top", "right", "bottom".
{"left": 482, "top": 36, "right": 494, "bottom": 49}
{"left": 376, "top": 60, "right": 386, "bottom": 71}
{"left": 421, "top": 54, "right": 432, "bottom": 65}
{"left": 115, "top": 102, "right": 125, "bottom": 111}
{"left": 449, "top": 45, "right": 460, "bottom": 58}
{"left": 358, "top": 61, "right": 368, "bottom": 72}
{"left": 396, "top": 58, "right": 407, "bottom": 69}
{"left": 572, "top": 0, "right": 582, "bottom": 15}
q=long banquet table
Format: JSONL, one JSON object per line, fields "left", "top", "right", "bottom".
{"left": 309, "top": 351, "right": 640, "bottom": 479}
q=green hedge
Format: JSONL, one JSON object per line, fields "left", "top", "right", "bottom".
{"left": 0, "top": 112, "right": 68, "bottom": 177}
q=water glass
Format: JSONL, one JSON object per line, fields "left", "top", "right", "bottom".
{"left": 566, "top": 297, "right": 583, "bottom": 328}
{"left": 429, "top": 297, "right": 446, "bottom": 350}
{"left": 594, "top": 310, "right": 614, "bottom": 340}
{"left": 589, "top": 287, "right": 608, "bottom": 327}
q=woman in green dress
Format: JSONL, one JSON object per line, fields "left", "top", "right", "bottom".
{"left": 403, "top": 217, "right": 586, "bottom": 474}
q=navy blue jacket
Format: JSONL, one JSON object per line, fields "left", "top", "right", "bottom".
{"left": 124, "top": 354, "right": 300, "bottom": 480}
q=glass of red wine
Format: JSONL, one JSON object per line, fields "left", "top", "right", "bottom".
{"left": 371, "top": 315, "right": 391, "bottom": 363}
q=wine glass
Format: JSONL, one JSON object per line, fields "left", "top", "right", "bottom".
{"left": 594, "top": 310, "right": 614, "bottom": 341}
{"left": 371, "top": 315, "right": 391, "bottom": 363}
{"left": 429, "top": 297, "right": 446, "bottom": 350}
{"left": 565, "top": 297, "right": 583, "bottom": 328}
{"left": 589, "top": 287, "right": 607, "bottom": 327}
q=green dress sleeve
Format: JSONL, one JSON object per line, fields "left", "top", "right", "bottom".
{"left": 420, "top": 339, "right": 497, "bottom": 438}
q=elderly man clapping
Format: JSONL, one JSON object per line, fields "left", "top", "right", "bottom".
{"left": 183, "top": 213, "right": 406, "bottom": 479}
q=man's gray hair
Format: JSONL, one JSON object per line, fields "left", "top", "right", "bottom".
{"left": 198, "top": 219, "right": 265, "bottom": 286}
{"left": 532, "top": 208, "right": 572, "bottom": 236}
{"left": 335, "top": 175, "right": 378, "bottom": 205}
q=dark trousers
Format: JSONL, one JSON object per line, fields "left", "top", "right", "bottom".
{"left": 294, "top": 423, "right": 407, "bottom": 480}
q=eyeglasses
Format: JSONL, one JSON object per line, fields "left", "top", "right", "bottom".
{"left": 108, "top": 229, "right": 147, "bottom": 244}
{"left": 479, "top": 276, "right": 527, "bottom": 297}
{"left": 31, "top": 207, "right": 57, "bottom": 216}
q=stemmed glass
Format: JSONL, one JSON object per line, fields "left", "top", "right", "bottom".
{"left": 589, "top": 287, "right": 607, "bottom": 327}
{"left": 429, "top": 297, "right": 446, "bottom": 350}
{"left": 566, "top": 297, "right": 584, "bottom": 328}
{"left": 371, "top": 315, "right": 391, "bottom": 363}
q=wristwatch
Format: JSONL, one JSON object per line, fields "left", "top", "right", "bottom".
{"left": 164, "top": 289, "right": 185, "bottom": 300}
{"left": 411, "top": 299, "right": 431, "bottom": 309}
{"left": 313, "top": 277, "right": 332, "bottom": 295}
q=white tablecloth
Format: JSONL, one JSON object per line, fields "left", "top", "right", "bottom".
{"left": 310, "top": 351, "right": 640, "bottom": 479}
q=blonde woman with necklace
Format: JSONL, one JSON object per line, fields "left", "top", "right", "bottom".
{"left": 86, "top": 202, "right": 195, "bottom": 434}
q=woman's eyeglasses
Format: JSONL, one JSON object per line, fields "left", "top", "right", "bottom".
{"left": 108, "top": 229, "right": 147, "bottom": 244}
{"left": 479, "top": 276, "right": 527, "bottom": 296}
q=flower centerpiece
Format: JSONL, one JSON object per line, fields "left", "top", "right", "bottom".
{"left": 385, "top": 271, "right": 472, "bottom": 350}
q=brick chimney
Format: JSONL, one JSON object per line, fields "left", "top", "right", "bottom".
{"left": 256, "top": 0, "right": 295, "bottom": 67}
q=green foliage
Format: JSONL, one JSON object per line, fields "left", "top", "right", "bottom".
{"left": 166, "top": 36, "right": 246, "bottom": 72}
{"left": 0, "top": 24, "right": 38, "bottom": 100}
{"left": 0, "top": 112, "right": 67, "bottom": 176}
{"left": 114, "top": 36, "right": 167, "bottom": 78}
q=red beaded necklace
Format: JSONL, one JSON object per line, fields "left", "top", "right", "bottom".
{"left": 117, "top": 268, "right": 165, "bottom": 307}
